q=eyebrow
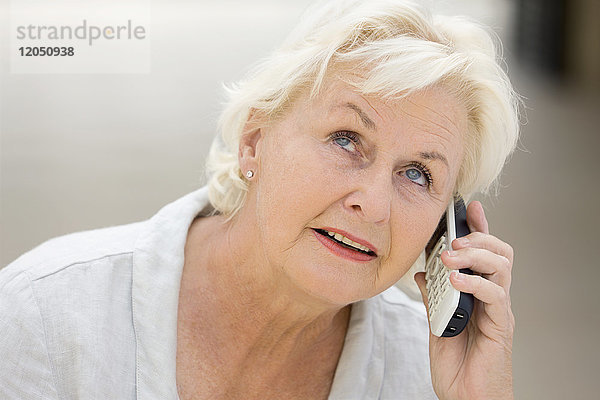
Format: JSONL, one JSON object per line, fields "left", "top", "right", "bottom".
{"left": 338, "top": 102, "right": 450, "bottom": 168}
{"left": 341, "top": 102, "right": 377, "bottom": 131}
{"left": 419, "top": 151, "right": 449, "bottom": 168}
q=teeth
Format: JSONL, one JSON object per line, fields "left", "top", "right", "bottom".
{"left": 324, "top": 230, "right": 372, "bottom": 253}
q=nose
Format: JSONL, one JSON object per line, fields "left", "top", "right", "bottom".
{"left": 343, "top": 167, "right": 392, "bottom": 225}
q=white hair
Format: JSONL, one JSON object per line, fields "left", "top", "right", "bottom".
{"left": 204, "top": 0, "right": 520, "bottom": 221}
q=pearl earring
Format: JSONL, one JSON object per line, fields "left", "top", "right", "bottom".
{"left": 246, "top": 170, "right": 254, "bottom": 179}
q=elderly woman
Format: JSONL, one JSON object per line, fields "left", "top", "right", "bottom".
{"left": 0, "top": 0, "right": 519, "bottom": 399}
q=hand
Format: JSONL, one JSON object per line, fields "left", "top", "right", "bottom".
{"left": 414, "top": 201, "right": 515, "bottom": 400}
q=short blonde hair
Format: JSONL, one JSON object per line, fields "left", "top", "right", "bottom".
{"left": 204, "top": 0, "right": 521, "bottom": 219}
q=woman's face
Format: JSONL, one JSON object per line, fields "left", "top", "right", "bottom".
{"left": 244, "top": 78, "right": 467, "bottom": 305}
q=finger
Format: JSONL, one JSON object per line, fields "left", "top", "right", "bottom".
{"left": 466, "top": 201, "right": 489, "bottom": 234}
{"left": 450, "top": 271, "right": 511, "bottom": 327}
{"left": 451, "top": 232, "right": 514, "bottom": 264}
{"left": 442, "top": 247, "right": 511, "bottom": 292}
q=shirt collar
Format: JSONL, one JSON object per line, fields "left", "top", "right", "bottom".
{"left": 132, "top": 186, "right": 211, "bottom": 399}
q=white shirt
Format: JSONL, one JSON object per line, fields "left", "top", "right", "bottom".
{"left": 0, "top": 186, "right": 438, "bottom": 399}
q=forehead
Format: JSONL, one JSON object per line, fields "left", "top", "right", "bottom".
{"left": 301, "top": 78, "right": 468, "bottom": 157}
{"left": 317, "top": 78, "right": 465, "bottom": 134}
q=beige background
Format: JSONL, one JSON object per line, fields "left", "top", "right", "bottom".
{"left": 2, "top": 1, "right": 599, "bottom": 399}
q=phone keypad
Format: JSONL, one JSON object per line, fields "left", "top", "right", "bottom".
{"left": 425, "top": 235, "right": 452, "bottom": 320}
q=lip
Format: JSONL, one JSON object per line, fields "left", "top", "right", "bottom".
{"left": 312, "top": 229, "right": 377, "bottom": 263}
{"left": 318, "top": 226, "right": 378, "bottom": 255}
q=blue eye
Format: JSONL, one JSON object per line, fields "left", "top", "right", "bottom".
{"left": 404, "top": 163, "right": 433, "bottom": 188}
{"left": 331, "top": 131, "right": 359, "bottom": 153}
{"left": 334, "top": 137, "right": 351, "bottom": 147}
{"left": 406, "top": 168, "right": 422, "bottom": 181}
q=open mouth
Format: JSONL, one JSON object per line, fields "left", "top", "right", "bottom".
{"left": 313, "top": 228, "right": 377, "bottom": 257}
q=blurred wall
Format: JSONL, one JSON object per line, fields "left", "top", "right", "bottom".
{"left": 515, "top": 0, "right": 600, "bottom": 90}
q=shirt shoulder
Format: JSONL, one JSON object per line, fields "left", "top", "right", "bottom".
{"left": 0, "top": 222, "right": 143, "bottom": 399}
{"left": 1, "top": 220, "right": 146, "bottom": 282}
{"left": 0, "top": 270, "right": 60, "bottom": 399}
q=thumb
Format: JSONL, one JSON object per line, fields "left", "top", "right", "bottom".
{"left": 414, "top": 272, "right": 434, "bottom": 334}
{"left": 414, "top": 272, "right": 429, "bottom": 307}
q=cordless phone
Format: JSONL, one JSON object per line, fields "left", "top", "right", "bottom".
{"left": 424, "top": 197, "right": 474, "bottom": 337}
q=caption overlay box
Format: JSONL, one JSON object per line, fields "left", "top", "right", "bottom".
{"left": 9, "top": 0, "right": 150, "bottom": 74}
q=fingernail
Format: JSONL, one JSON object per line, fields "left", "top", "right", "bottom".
{"left": 447, "top": 250, "right": 457, "bottom": 257}
{"left": 451, "top": 271, "right": 463, "bottom": 280}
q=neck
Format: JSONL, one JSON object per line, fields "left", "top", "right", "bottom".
{"left": 178, "top": 211, "right": 351, "bottom": 371}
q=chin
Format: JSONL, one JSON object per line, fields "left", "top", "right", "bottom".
{"left": 284, "top": 255, "right": 383, "bottom": 306}
{"left": 272, "top": 230, "right": 405, "bottom": 306}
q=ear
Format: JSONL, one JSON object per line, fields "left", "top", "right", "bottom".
{"left": 238, "top": 109, "right": 264, "bottom": 177}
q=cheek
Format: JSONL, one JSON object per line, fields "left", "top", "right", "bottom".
{"left": 255, "top": 135, "right": 334, "bottom": 246}
{"left": 384, "top": 207, "right": 440, "bottom": 277}
{"left": 261, "top": 139, "right": 328, "bottom": 203}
